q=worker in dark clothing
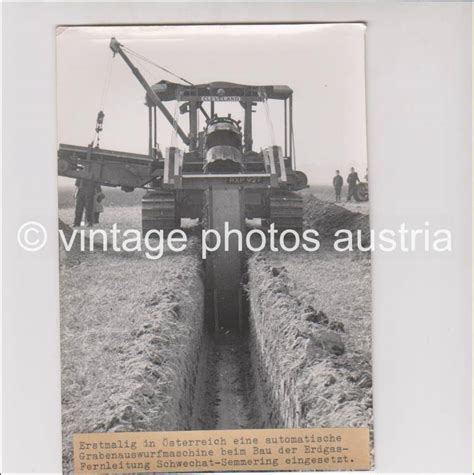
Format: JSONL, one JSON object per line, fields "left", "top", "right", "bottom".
{"left": 333, "top": 170, "right": 343, "bottom": 202}
{"left": 93, "top": 185, "right": 105, "bottom": 224}
{"left": 73, "top": 178, "right": 96, "bottom": 227}
{"left": 346, "top": 167, "right": 360, "bottom": 202}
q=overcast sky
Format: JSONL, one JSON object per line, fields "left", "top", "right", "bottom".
{"left": 57, "top": 24, "right": 367, "bottom": 186}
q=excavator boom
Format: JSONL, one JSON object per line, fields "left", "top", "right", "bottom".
{"left": 109, "top": 37, "right": 190, "bottom": 146}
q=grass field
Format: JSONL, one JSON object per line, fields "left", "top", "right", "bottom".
{"left": 58, "top": 183, "right": 369, "bottom": 215}
{"left": 268, "top": 250, "right": 371, "bottom": 358}
{"left": 59, "top": 230, "right": 204, "bottom": 473}
{"left": 246, "top": 192, "right": 372, "bottom": 454}
{"left": 58, "top": 185, "right": 145, "bottom": 209}
{"left": 58, "top": 189, "right": 372, "bottom": 470}
{"left": 248, "top": 249, "right": 372, "bottom": 429}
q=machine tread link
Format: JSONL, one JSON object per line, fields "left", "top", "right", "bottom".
{"left": 141, "top": 190, "right": 179, "bottom": 236}
{"left": 267, "top": 191, "right": 304, "bottom": 233}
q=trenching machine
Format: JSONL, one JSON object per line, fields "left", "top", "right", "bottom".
{"left": 57, "top": 38, "right": 308, "bottom": 329}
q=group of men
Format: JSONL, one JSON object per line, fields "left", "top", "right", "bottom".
{"left": 332, "top": 167, "right": 367, "bottom": 202}
{"left": 73, "top": 178, "right": 105, "bottom": 227}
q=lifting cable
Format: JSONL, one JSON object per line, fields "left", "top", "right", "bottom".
{"left": 91, "top": 44, "right": 192, "bottom": 149}
{"left": 129, "top": 52, "right": 162, "bottom": 84}
{"left": 122, "top": 45, "right": 194, "bottom": 86}
{"left": 90, "top": 55, "right": 115, "bottom": 147}
{"left": 170, "top": 93, "right": 182, "bottom": 148}
{"left": 100, "top": 54, "right": 114, "bottom": 110}
{"left": 127, "top": 52, "right": 185, "bottom": 150}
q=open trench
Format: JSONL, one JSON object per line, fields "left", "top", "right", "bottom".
{"left": 59, "top": 198, "right": 372, "bottom": 472}
{"left": 186, "top": 189, "right": 270, "bottom": 430}
{"left": 166, "top": 196, "right": 371, "bottom": 432}
{"left": 189, "top": 288, "right": 270, "bottom": 431}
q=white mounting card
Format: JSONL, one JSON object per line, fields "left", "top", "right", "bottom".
{"left": 56, "top": 23, "right": 372, "bottom": 474}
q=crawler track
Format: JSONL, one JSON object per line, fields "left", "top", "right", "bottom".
{"left": 141, "top": 190, "right": 178, "bottom": 235}
{"left": 268, "top": 191, "right": 304, "bottom": 232}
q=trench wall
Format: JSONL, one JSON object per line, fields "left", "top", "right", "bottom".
{"left": 60, "top": 245, "right": 204, "bottom": 473}
{"left": 247, "top": 253, "right": 371, "bottom": 429}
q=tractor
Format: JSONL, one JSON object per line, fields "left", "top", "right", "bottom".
{"left": 57, "top": 37, "right": 308, "bottom": 329}
{"left": 354, "top": 182, "right": 369, "bottom": 202}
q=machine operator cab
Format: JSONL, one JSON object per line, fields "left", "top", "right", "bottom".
{"left": 148, "top": 80, "right": 296, "bottom": 169}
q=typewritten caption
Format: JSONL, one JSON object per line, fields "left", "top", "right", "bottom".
{"left": 74, "top": 427, "right": 370, "bottom": 473}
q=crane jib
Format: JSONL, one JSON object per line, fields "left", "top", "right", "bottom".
{"left": 109, "top": 37, "right": 190, "bottom": 146}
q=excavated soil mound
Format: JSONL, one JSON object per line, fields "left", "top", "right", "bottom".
{"left": 247, "top": 253, "right": 372, "bottom": 431}
{"left": 60, "top": 243, "right": 204, "bottom": 474}
{"left": 303, "top": 195, "right": 371, "bottom": 246}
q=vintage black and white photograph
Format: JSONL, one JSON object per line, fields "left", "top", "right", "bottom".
{"left": 56, "top": 24, "right": 372, "bottom": 473}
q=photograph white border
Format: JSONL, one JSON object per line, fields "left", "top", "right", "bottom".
{"left": 2, "top": 2, "right": 472, "bottom": 473}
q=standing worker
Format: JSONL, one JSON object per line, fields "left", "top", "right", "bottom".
{"left": 93, "top": 185, "right": 105, "bottom": 224}
{"left": 346, "top": 167, "right": 360, "bottom": 202}
{"left": 333, "top": 170, "right": 343, "bottom": 202}
{"left": 73, "top": 178, "right": 96, "bottom": 227}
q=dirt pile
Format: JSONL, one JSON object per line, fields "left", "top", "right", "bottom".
{"left": 247, "top": 253, "right": 372, "bottom": 430}
{"left": 303, "top": 194, "right": 371, "bottom": 246}
{"left": 60, "top": 243, "right": 204, "bottom": 474}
